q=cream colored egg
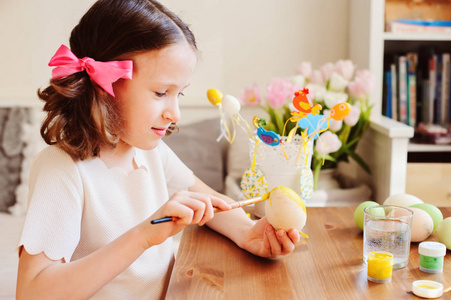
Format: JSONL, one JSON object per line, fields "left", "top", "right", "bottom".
{"left": 383, "top": 194, "right": 423, "bottom": 207}
{"left": 222, "top": 95, "right": 241, "bottom": 115}
{"left": 265, "top": 187, "right": 306, "bottom": 232}
{"left": 410, "top": 207, "right": 434, "bottom": 243}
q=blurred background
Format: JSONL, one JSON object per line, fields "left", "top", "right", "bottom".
{"left": 0, "top": 0, "right": 351, "bottom": 121}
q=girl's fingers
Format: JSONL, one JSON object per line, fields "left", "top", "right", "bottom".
{"left": 209, "top": 195, "right": 232, "bottom": 211}
{"left": 287, "top": 229, "right": 301, "bottom": 244}
{"left": 276, "top": 230, "right": 295, "bottom": 255}
{"left": 172, "top": 192, "right": 231, "bottom": 226}
{"left": 265, "top": 225, "right": 281, "bottom": 257}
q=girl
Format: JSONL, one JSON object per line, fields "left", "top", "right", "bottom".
{"left": 16, "top": 0, "right": 300, "bottom": 299}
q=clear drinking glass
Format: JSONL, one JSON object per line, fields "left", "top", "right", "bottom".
{"left": 363, "top": 205, "right": 413, "bottom": 269}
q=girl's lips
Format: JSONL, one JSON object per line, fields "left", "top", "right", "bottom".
{"left": 152, "top": 127, "right": 167, "bottom": 137}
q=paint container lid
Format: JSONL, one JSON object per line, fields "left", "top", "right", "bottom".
{"left": 419, "top": 242, "right": 447, "bottom": 257}
{"left": 412, "top": 280, "right": 443, "bottom": 298}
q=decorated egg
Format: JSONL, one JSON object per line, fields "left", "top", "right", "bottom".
{"left": 330, "top": 102, "right": 351, "bottom": 121}
{"left": 410, "top": 203, "right": 443, "bottom": 233}
{"left": 222, "top": 95, "right": 241, "bottom": 115}
{"left": 240, "top": 168, "right": 268, "bottom": 199}
{"left": 437, "top": 217, "right": 451, "bottom": 250}
{"left": 207, "top": 88, "right": 223, "bottom": 106}
{"left": 265, "top": 186, "right": 307, "bottom": 232}
{"left": 410, "top": 207, "right": 434, "bottom": 242}
{"left": 383, "top": 193, "right": 423, "bottom": 207}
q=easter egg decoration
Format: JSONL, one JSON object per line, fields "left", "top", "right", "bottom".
{"left": 437, "top": 217, "right": 451, "bottom": 250}
{"left": 330, "top": 102, "right": 352, "bottom": 121}
{"left": 265, "top": 186, "right": 308, "bottom": 237}
{"left": 353, "top": 201, "right": 380, "bottom": 231}
{"left": 207, "top": 88, "right": 257, "bottom": 144}
{"left": 241, "top": 168, "right": 268, "bottom": 199}
{"left": 410, "top": 207, "right": 434, "bottom": 242}
{"left": 383, "top": 193, "right": 423, "bottom": 207}
{"left": 299, "top": 166, "right": 314, "bottom": 200}
{"left": 221, "top": 95, "right": 241, "bottom": 115}
{"left": 292, "top": 88, "right": 322, "bottom": 118}
{"left": 253, "top": 116, "right": 281, "bottom": 146}
{"left": 207, "top": 88, "right": 223, "bottom": 106}
{"left": 410, "top": 203, "right": 443, "bottom": 233}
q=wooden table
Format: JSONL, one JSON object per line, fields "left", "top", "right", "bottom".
{"left": 167, "top": 207, "right": 451, "bottom": 299}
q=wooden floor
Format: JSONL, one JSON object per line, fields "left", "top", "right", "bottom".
{"left": 406, "top": 163, "right": 451, "bottom": 207}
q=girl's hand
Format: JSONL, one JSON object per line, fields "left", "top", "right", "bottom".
{"left": 141, "top": 190, "right": 231, "bottom": 248}
{"left": 241, "top": 217, "right": 300, "bottom": 258}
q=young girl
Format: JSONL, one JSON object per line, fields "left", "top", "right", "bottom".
{"left": 16, "top": 0, "right": 300, "bottom": 298}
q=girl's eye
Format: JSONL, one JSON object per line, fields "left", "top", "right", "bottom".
{"left": 155, "top": 92, "right": 166, "bottom": 98}
{"left": 178, "top": 92, "right": 185, "bottom": 97}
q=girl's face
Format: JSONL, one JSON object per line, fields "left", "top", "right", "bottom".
{"left": 113, "top": 42, "right": 197, "bottom": 150}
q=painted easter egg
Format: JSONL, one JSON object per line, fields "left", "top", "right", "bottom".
{"left": 265, "top": 186, "right": 307, "bottom": 232}
{"left": 240, "top": 168, "right": 268, "bottom": 199}
{"left": 330, "top": 102, "right": 351, "bottom": 121}
{"left": 207, "top": 88, "right": 223, "bottom": 106}
{"left": 222, "top": 95, "right": 241, "bottom": 115}
{"left": 300, "top": 166, "right": 313, "bottom": 200}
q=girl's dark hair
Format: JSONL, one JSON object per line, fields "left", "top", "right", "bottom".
{"left": 38, "top": 0, "right": 196, "bottom": 160}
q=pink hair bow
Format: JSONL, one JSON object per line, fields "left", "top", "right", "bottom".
{"left": 48, "top": 44, "right": 133, "bottom": 97}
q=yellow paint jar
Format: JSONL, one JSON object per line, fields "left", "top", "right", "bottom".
{"left": 367, "top": 251, "right": 394, "bottom": 283}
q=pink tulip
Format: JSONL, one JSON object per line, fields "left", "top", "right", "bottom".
{"left": 239, "top": 83, "right": 261, "bottom": 107}
{"left": 348, "top": 69, "right": 375, "bottom": 99}
{"left": 335, "top": 60, "right": 355, "bottom": 80}
{"left": 266, "top": 78, "right": 294, "bottom": 109}
{"left": 344, "top": 105, "right": 361, "bottom": 126}
{"left": 295, "top": 62, "right": 312, "bottom": 78}
{"left": 315, "top": 131, "right": 342, "bottom": 154}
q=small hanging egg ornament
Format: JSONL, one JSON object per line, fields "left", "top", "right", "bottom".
{"left": 240, "top": 168, "right": 268, "bottom": 199}
{"left": 207, "top": 88, "right": 223, "bottom": 106}
{"left": 222, "top": 95, "right": 241, "bottom": 115}
{"left": 300, "top": 166, "right": 314, "bottom": 200}
{"left": 265, "top": 187, "right": 307, "bottom": 233}
{"left": 330, "top": 102, "right": 351, "bottom": 121}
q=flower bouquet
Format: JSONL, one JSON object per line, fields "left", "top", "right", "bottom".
{"left": 239, "top": 60, "right": 375, "bottom": 190}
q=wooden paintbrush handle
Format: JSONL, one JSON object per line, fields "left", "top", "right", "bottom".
{"left": 214, "top": 195, "right": 267, "bottom": 213}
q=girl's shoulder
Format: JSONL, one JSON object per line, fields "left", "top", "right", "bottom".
{"left": 34, "top": 144, "right": 76, "bottom": 166}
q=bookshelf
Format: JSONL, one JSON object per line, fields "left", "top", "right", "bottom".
{"left": 349, "top": 0, "right": 451, "bottom": 162}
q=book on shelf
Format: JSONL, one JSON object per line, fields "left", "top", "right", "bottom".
{"left": 390, "top": 62, "right": 398, "bottom": 121}
{"left": 407, "top": 52, "right": 418, "bottom": 127}
{"left": 387, "top": 20, "right": 451, "bottom": 34}
{"left": 441, "top": 53, "right": 450, "bottom": 125}
{"left": 398, "top": 56, "right": 408, "bottom": 124}
{"left": 428, "top": 55, "right": 436, "bottom": 124}
{"left": 384, "top": 71, "right": 392, "bottom": 119}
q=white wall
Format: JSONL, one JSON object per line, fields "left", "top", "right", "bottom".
{"left": 0, "top": 0, "right": 350, "bottom": 116}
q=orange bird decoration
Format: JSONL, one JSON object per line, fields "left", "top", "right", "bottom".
{"left": 292, "top": 88, "right": 322, "bottom": 118}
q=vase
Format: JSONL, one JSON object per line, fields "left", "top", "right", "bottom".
{"left": 316, "top": 168, "right": 340, "bottom": 190}
{"left": 248, "top": 136, "right": 313, "bottom": 218}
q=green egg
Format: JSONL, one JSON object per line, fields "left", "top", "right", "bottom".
{"left": 409, "top": 203, "right": 443, "bottom": 233}
{"left": 354, "top": 201, "right": 380, "bottom": 231}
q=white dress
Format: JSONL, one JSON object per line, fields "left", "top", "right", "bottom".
{"left": 18, "top": 141, "right": 195, "bottom": 299}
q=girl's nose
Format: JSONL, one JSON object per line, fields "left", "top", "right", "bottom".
{"left": 163, "top": 101, "right": 180, "bottom": 123}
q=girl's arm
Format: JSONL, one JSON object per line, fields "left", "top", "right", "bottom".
{"left": 16, "top": 190, "right": 231, "bottom": 300}
{"left": 189, "top": 176, "right": 300, "bottom": 258}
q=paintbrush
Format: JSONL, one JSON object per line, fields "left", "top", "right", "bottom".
{"left": 150, "top": 194, "right": 269, "bottom": 224}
